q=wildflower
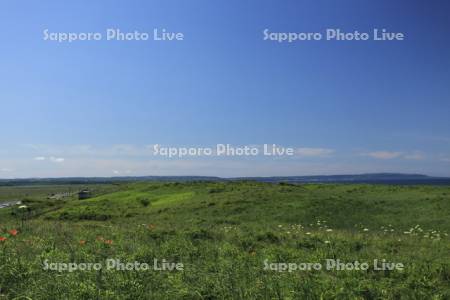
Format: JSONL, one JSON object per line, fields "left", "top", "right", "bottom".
{"left": 79, "top": 240, "right": 86, "bottom": 245}
{"left": 363, "top": 228, "right": 369, "bottom": 232}
{"left": 326, "top": 229, "right": 333, "bottom": 232}
{"left": 0, "top": 237, "right": 7, "bottom": 242}
{"left": 278, "top": 225, "right": 282, "bottom": 228}
{"left": 18, "top": 205, "right": 27, "bottom": 209}
{"left": 8, "top": 229, "right": 18, "bottom": 236}
{"left": 324, "top": 240, "right": 331, "bottom": 244}
{"left": 306, "top": 232, "right": 311, "bottom": 235}
{"left": 104, "top": 240, "right": 113, "bottom": 245}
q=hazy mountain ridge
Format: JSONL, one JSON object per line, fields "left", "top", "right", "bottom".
{"left": 1, "top": 173, "right": 449, "bottom": 186}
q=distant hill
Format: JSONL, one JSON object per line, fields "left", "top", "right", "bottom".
{"left": 1, "top": 173, "right": 450, "bottom": 186}
{"left": 236, "top": 173, "right": 450, "bottom": 185}
{"left": 0, "top": 176, "right": 222, "bottom": 186}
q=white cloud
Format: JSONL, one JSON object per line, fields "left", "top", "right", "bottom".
{"left": 0, "top": 168, "right": 13, "bottom": 172}
{"left": 35, "top": 156, "right": 65, "bottom": 163}
{"left": 295, "top": 148, "right": 334, "bottom": 157}
{"left": 364, "top": 151, "right": 425, "bottom": 160}
{"left": 49, "top": 157, "right": 65, "bottom": 163}
{"left": 112, "top": 170, "right": 132, "bottom": 175}
{"left": 365, "top": 151, "right": 403, "bottom": 159}
{"left": 25, "top": 144, "right": 152, "bottom": 157}
{"left": 403, "top": 152, "right": 425, "bottom": 160}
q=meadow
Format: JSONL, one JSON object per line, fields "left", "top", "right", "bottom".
{"left": 0, "top": 181, "right": 449, "bottom": 299}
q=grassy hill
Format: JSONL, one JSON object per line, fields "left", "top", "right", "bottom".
{"left": 1, "top": 181, "right": 450, "bottom": 299}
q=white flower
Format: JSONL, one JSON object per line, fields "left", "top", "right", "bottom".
{"left": 306, "top": 232, "right": 311, "bottom": 235}
{"left": 363, "top": 228, "right": 369, "bottom": 232}
{"left": 324, "top": 240, "right": 331, "bottom": 244}
{"left": 19, "top": 205, "right": 28, "bottom": 209}
{"left": 326, "top": 229, "right": 333, "bottom": 232}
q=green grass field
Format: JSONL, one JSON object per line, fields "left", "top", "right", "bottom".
{"left": 1, "top": 182, "right": 450, "bottom": 299}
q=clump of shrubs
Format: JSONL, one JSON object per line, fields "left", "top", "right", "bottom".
{"left": 138, "top": 198, "right": 151, "bottom": 207}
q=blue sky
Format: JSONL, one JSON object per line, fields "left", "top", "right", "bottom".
{"left": 1, "top": 0, "right": 450, "bottom": 178}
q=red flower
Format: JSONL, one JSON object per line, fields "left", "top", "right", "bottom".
{"left": 0, "top": 237, "right": 7, "bottom": 242}
{"left": 8, "top": 229, "right": 18, "bottom": 236}
{"left": 104, "top": 239, "right": 113, "bottom": 245}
